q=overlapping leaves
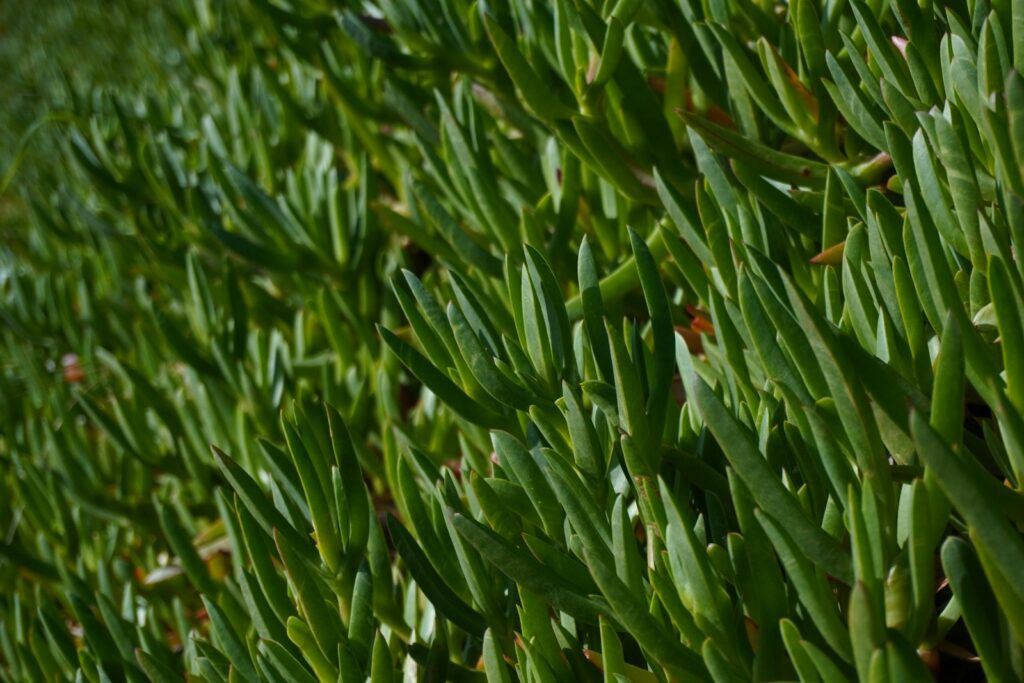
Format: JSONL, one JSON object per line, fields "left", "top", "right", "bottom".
{"left": 3, "top": 0, "right": 1024, "bottom": 681}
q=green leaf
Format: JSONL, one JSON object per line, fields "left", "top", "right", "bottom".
{"left": 369, "top": 632, "right": 394, "bottom": 683}
{"left": 448, "top": 302, "right": 534, "bottom": 410}
{"left": 969, "top": 528, "right": 1024, "bottom": 648}
{"left": 910, "top": 412, "right": 1024, "bottom": 610}
{"left": 737, "top": 272, "right": 812, "bottom": 406}
{"left": 930, "top": 312, "right": 964, "bottom": 447}
{"left": 213, "top": 447, "right": 318, "bottom": 566}
{"left": 491, "top": 431, "right": 564, "bottom": 537}
{"left": 779, "top": 619, "right": 821, "bottom": 683}
{"left": 38, "top": 605, "right": 78, "bottom": 672}
{"left": 524, "top": 244, "right": 574, "bottom": 381}
{"left": 67, "top": 594, "right": 121, "bottom": 672}
{"left": 273, "top": 528, "right": 343, "bottom": 659}
{"left": 598, "top": 615, "right": 625, "bottom": 682}
{"left": 681, "top": 111, "right": 829, "bottom": 188}
{"left": 848, "top": 582, "right": 884, "bottom": 681}
{"left": 756, "top": 510, "right": 852, "bottom": 662}
{"left": 560, "top": 381, "right": 604, "bottom": 478}
{"left": 135, "top": 650, "right": 181, "bottom": 683}
{"left": 154, "top": 497, "right": 218, "bottom": 596}
{"left": 792, "top": 0, "right": 826, "bottom": 76}
{"left": 286, "top": 618, "right": 338, "bottom": 683}
{"left": 592, "top": 17, "right": 625, "bottom": 87}
{"left": 347, "top": 561, "right": 374, "bottom": 661}
{"left": 649, "top": 563, "right": 705, "bottom": 650}
{"left": 780, "top": 267, "right": 890, "bottom": 494}
{"left": 911, "top": 129, "right": 968, "bottom": 256}
{"left": 905, "top": 481, "right": 936, "bottom": 645}
{"left": 202, "top": 596, "right": 258, "bottom": 683}
{"left": 629, "top": 226, "right": 674, "bottom": 444}
{"left": 237, "top": 500, "right": 294, "bottom": 626}
{"left": 654, "top": 168, "right": 713, "bottom": 265}
{"left": 392, "top": 274, "right": 453, "bottom": 372}
{"left": 663, "top": 487, "right": 734, "bottom": 647}
{"left": 540, "top": 447, "right": 613, "bottom": 553}
{"left": 94, "top": 593, "right": 135, "bottom": 662}
{"left": 325, "top": 403, "right": 371, "bottom": 555}
{"left": 538, "top": 457, "right": 706, "bottom": 676}
{"left": 941, "top": 538, "right": 1014, "bottom": 682}
{"left": 259, "top": 640, "right": 318, "bottom": 683}
{"left": 412, "top": 181, "right": 503, "bottom": 278}
{"left": 482, "top": 12, "right": 575, "bottom": 121}
{"left": 606, "top": 319, "right": 648, "bottom": 454}
{"left": 386, "top": 514, "right": 487, "bottom": 634}
{"left": 690, "top": 378, "right": 852, "bottom": 583}
{"left": 571, "top": 116, "right": 654, "bottom": 201}
{"left": 379, "top": 325, "right": 505, "bottom": 427}
{"left": 703, "top": 638, "right": 747, "bottom": 683}
{"left": 708, "top": 24, "right": 796, "bottom": 136}
{"left": 482, "top": 628, "right": 513, "bottom": 683}
{"left": 611, "top": 496, "right": 644, "bottom": 597}
{"left": 989, "top": 255, "right": 1024, "bottom": 412}
{"left": 758, "top": 39, "right": 818, "bottom": 138}
{"left": 283, "top": 418, "right": 342, "bottom": 573}
{"left": 848, "top": 0, "right": 916, "bottom": 97}
{"left": 578, "top": 235, "right": 614, "bottom": 381}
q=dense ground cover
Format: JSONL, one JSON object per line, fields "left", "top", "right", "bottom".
{"left": 2, "top": 0, "right": 1024, "bottom": 681}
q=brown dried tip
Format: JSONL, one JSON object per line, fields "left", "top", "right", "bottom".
{"left": 445, "top": 458, "right": 462, "bottom": 480}
{"left": 919, "top": 647, "right": 940, "bottom": 675}
{"left": 676, "top": 326, "right": 704, "bottom": 355}
{"left": 690, "top": 316, "right": 716, "bottom": 338}
{"left": 671, "top": 375, "right": 686, "bottom": 406}
{"left": 810, "top": 240, "right": 846, "bottom": 266}
{"left": 62, "top": 353, "right": 85, "bottom": 383}
{"left": 582, "top": 648, "right": 602, "bottom": 669}
{"left": 677, "top": 96, "right": 738, "bottom": 129}
{"left": 743, "top": 616, "right": 761, "bottom": 650}
{"left": 685, "top": 303, "right": 711, "bottom": 322}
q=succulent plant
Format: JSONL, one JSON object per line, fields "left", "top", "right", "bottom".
{"left": 3, "top": 0, "right": 1024, "bottom": 681}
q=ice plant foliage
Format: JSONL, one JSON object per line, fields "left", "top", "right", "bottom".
{"left": 3, "top": 0, "right": 1024, "bottom": 681}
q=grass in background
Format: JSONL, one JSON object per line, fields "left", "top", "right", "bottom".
{"left": 0, "top": 0, "right": 175, "bottom": 217}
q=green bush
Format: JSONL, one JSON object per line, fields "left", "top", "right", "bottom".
{"left": 2, "top": 0, "right": 1023, "bottom": 681}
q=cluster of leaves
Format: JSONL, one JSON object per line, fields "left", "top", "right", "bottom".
{"left": 3, "top": 0, "right": 1024, "bottom": 681}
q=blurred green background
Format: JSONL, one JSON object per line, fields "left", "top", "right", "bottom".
{"left": 0, "top": 0, "right": 176, "bottom": 225}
